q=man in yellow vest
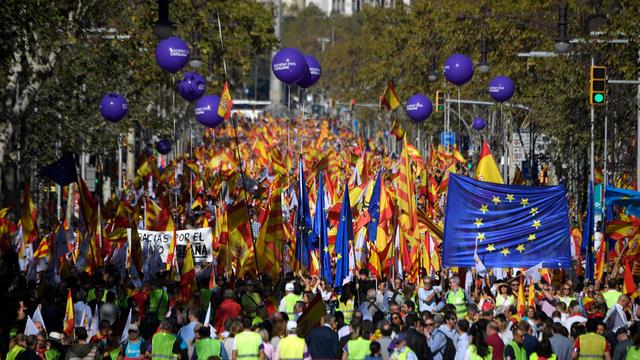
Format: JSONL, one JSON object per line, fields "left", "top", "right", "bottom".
{"left": 193, "top": 326, "right": 228, "bottom": 360}
{"left": 337, "top": 292, "right": 355, "bottom": 325}
{"left": 572, "top": 319, "right": 611, "bottom": 360}
{"left": 603, "top": 279, "right": 622, "bottom": 309}
{"left": 278, "top": 283, "right": 301, "bottom": 320}
{"left": 241, "top": 280, "right": 262, "bottom": 319}
{"left": 445, "top": 276, "right": 470, "bottom": 318}
{"left": 231, "top": 317, "right": 264, "bottom": 360}
{"left": 342, "top": 322, "right": 371, "bottom": 360}
{"left": 504, "top": 328, "right": 527, "bottom": 360}
{"left": 276, "top": 321, "right": 310, "bottom": 360}
{"left": 151, "top": 320, "right": 181, "bottom": 360}
{"left": 6, "top": 335, "right": 27, "bottom": 360}
{"left": 390, "top": 333, "right": 418, "bottom": 360}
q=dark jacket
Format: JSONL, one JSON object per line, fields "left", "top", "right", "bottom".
{"left": 16, "top": 348, "right": 41, "bottom": 360}
{"left": 306, "top": 325, "right": 340, "bottom": 359}
{"left": 406, "top": 328, "right": 432, "bottom": 360}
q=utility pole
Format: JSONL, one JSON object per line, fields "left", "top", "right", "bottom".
{"left": 268, "top": 0, "right": 282, "bottom": 107}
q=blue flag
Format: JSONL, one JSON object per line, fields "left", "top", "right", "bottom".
{"left": 335, "top": 183, "right": 353, "bottom": 291}
{"left": 367, "top": 170, "right": 382, "bottom": 244}
{"left": 443, "top": 174, "right": 571, "bottom": 268}
{"left": 605, "top": 186, "right": 640, "bottom": 218}
{"left": 583, "top": 182, "right": 595, "bottom": 281}
{"left": 313, "top": 172, "right": 333, "bottom": 285}
{"left": 295, "top": 156, "right": 313, "bottom": 268}
{"left": 40, "top": 152, "right": 78, "bottom": 186}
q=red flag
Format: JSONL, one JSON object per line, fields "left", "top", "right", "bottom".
{"left": 217, "top": 81, "right": 233, "bottom": 120}
{"left": 63, "top": 289, "right": 74, "bottom": 336}
{"left": 624, "top": 260, "right": 637, "bottom": 295}
{"left": 517, "top": 275, "right": 525, "bottom": 317}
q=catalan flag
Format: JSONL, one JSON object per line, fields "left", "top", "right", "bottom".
{"left": 397, "top": 136, "right": 417, "bottom": 232}
{"left": 379, "top": 81, "right": 401, "bottom": 111}
{"left": 255, "top": 186, "right": 283, "bottom": 280}
{"left": 476, "top": 142, "right": 504, "bottom": 184}
{"left": 217, "top": 81, "right": 233, "bottom": 120}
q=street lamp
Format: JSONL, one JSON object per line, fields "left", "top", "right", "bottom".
{"left": 205, "top": 53, "right": 214, "bottom": 82}
{"left": 427, "top": 55, "right": 438, "bottom": 82}
{"left": 478, "top": 36, "right": 490, "bottom": 73}
{"left": 189, "top": 32, "right": 203, "bottom": 69}
{"left": 554, "top": 4, "right": 570, "bottom": 53}
{"left": 153, "top": 0, "right": 175, "bottom": 40}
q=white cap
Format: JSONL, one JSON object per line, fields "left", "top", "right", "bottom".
{"left": 285, "top": 282, "right": 295, "bottom": 292}
{"left": 286, "top": 320, "right": 297, "bottom": 332}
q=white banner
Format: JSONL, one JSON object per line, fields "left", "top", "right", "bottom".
{"left": 127, "top": 228, "right": 213, "bottom": 263}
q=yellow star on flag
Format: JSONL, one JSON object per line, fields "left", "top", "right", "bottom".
{"left": 516, "top": 244, "right": 526, "bottom": 253}
{"left": 520, "top": 198, "right": 529, "bottom": 207}
{"left": 474, "top": 218, "right": 483, "bottom": 228}
{"left": 479, "top": 204, "right": 489, "bottom": 214}
{"left": 476, "top": 233, "right": 486, "bottom": 242}
{"left": 530, "top": 207, "right": 539, "bottom": 216}
{"left": 528, "top": 234, "right": 536, "bottom": 241}
{"left": 500, "top": 248, "right": 511, "bottom": 256}
{"left": 324, "top": 246, "right": 330, "bottom": 253}
{"left": 336, "top": 253, "right": 342, "bottom": 259}
{"left": 492, "top": 196, "right": 501, "bottom": 205}
{"left": 532, "top": 220, "right": 541, "bottom": 229}
{"left": 486, "top": 244, "right": 496, "bottom": 252}
{"left": 506, "top": 194, "right": 515, "bottom": 202}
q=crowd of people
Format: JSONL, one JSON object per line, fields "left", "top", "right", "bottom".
{"left": 3, "top": 259, "right": 640, "bottom": 360}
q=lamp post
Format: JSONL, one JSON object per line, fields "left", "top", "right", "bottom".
{"left": 189, "top": 32, "right": 202, "bottom": 69}
{"left": 427, "top": 55, "right": 438, "bottom": 82}
{"left": 153, "top": 0, "right": 175, "bottom": 40}
{"left": 478, "top": 36, "right": 490, "bottom": 73}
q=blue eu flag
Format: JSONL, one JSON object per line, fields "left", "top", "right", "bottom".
{"left": 443, "top": 174, "right": 571, "bottom": 268}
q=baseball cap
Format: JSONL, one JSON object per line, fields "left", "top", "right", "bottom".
{"left": 128, "top": 324, "right": 139, "bottom": 332}
{"left": 285, "top": 282, "right": 295, "bottom": 292}
{"left": 392, "top": 332, "right": 408, "bottom": 344}
{"left": 286, "top": 321, "right": 297, "bottom": 332}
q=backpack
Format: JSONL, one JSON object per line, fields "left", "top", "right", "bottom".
{"left": 436, "top": 329, "right": 456, "bottom": 360}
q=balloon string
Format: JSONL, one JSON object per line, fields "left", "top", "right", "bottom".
{"left": 457, "top": 87, "right": 461, "bottom": 140}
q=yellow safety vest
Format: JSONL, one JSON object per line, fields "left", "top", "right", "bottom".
{"left": 6, "top": 345, "right": 25, "bottom": 360}
{"left": 530, "top": 354, "right": 557, "bottom": 360}
{"left": 347, "top": 338, "right": 371, "bottom": 360}
{"left": 338, "top": 299, "right": 354, "bottom": 325}
{"left": 278, "top": 335, "right": 305, "bottom": 360}
{"left": 603, "top": 290, "right": 622, "bottom": 309}
{"left": 496, "top": 294, "right": 515, "bottom": 308}
{"left": 194, "top": 338, "right": 222, "bottom": 360}
{"left": 149, "top": 289, "right": 168, "bottom": 321}
{"left": 627, "top": 345, "right": 640, "bottom": 359}
{"left": 391, "top": 346, "right": 415, "bottom": 360}
{"left": 447, "top": 289, "right": 467, "bottom": 317}
{"left": 507, "top": 341, "right": 527, "bottom": 360}
{"left": 467, "top": 345, "right": 493, "bottom": 360}
{"left": 151, "top": 332, "right": 177, "bottom": 360}
{"left": 283, "top": 293, "right": 301, "bottom": 319}
{"left": 235, "top": 331, "right": 262, "bottom": 360}
{"left": 578, "top": 333, "right": 606, "bottom": 360}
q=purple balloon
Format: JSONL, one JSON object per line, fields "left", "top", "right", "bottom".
{"left": 271, "top": 48, "right": 307, "bottom": 85}
{"left": 444, "top": 54, "right": 474, "bottom": 86}
{"left": 489, "top": 75, "right": 515, "bottom": 102}
{"left": 195, "top": 95, "right": 224, "bottom": 128}
{"left": 155, "top": 36, "right": 190, "bottom": 73}
{"left": 99, "top": 93, "right": 128, "bottom": 122}
{"left": 296, "top": 55, "right": 322, "bottom": 88}
{"left": 178, "top": 72, "right": 206, "bottom": 102}
{"left": 472, "top": 117, "right": 486, "bottom": 130}
{"left": 156, "top": 139, "right": 172, "bottom": 155}
{"left": 405, "top": 94, "right": 433, "bottom": 123}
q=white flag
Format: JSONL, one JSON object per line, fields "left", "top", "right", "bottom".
{"left": 120, "top": 309, "right": 132, "bottom": 343}
{"left": 32, "top": 305, "right": 46, "bottom": 332}
{"left": 88, "top": 305, "right": 99, "bottom": 338}
{"left": 203, "top": 303, "right": 212, "bottom": 327}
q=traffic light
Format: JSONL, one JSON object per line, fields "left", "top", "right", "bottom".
{"left": 435, "top": 91, "right": 445, "bottom": 112}
{"left": 590, "top": 66, "right": 606, "bottom": 106}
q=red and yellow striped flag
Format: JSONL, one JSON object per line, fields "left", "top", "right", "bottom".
{"left": 595, "top": 241, "right": 606, "bottom": 282}
{"left": 217, "top": 81, "right": 233, "bottom": 120}
{"left": 63, "top": 289, "right": 74, "bottom": 335}
{"left": 256, "top": 186, "right": 283, "bottom": 280}
{"left": 517, "top": 275, "right": 525, "bottom": 317}
{"left": 397, "top": 135, "right": 417, "bottom": 232}
{"left": 379, "top": 81, "right": 401, "bottom": 111}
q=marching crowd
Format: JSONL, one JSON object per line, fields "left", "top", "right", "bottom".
{"left": 3, "top": 261, "right": 640, "bottom": 360}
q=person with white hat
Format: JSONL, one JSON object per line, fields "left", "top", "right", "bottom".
{"left": 274, "top": 321, "right": 310, "bottom": 360}
{"left": 278, "top": 283, "right": 301, "bottom": 320}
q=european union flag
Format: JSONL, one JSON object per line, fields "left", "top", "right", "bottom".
{"left": 443, "top": 174, "right": 571, "bottom": 268}
{"left": 295, "top": 156, "right": 313, "bottom": 268}
{"left": 335, "top": 183, "right": 353, "bottom": 292}
{"left": 313, "top": 172, "right": 332, "bottom": 285}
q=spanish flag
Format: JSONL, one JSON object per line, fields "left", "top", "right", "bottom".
{"left": 217, "top": 81, "right": 233, "bottom": 120}
{"left": 623, "top": 260, "right": 637, "bottom": 295}
{"left": 390, "top": 120, "right": 405, "bottom": 140}
{"left": 379, "top": 81, "right": 401, "bottom": 111}
{"left": 475, "top": 142, "right": 504, "bottom": 184}
{"left": 63, "top": 289, "right": 74, "bottom": 335}
{"left": 516, "top": 275, "right": 525, "bottom": 317}
{"left": 180, "top": 241, "right": 196, "bottom": 301}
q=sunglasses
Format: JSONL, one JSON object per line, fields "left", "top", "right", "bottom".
{"left": 426, "top": 322, "right": 434, "bottom": 326}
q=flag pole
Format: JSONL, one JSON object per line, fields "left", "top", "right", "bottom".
{"left": 217, "top": 8, "right": 259, "bottom": 274}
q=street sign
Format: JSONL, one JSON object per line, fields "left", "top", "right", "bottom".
{"left": 510, "top": 129, "right": 546, "bottom": 163}
{"left": 441, "top": 131, "right": 456, "bottom": 147}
